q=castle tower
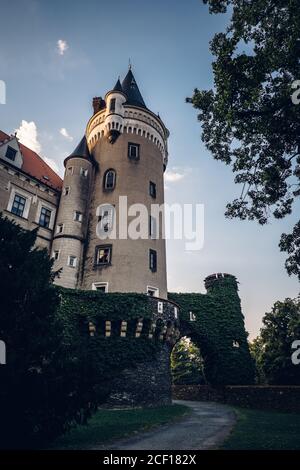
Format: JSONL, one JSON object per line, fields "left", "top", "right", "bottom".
{"left": 81, "top": 69, "right": 169, "bottom": 298}
{"left": 51, "top": 137, "right": 94, "bottom": 288}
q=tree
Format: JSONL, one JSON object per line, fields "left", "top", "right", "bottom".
{"left": 0, "top": 214, "right": 61, "bottom": 447}
{"left": 188, "top": 0, "right": 300, "bottom": 279}
{"left": 171, "top": 337, "right": 205, "bottom": 385}
{"left": 253, "top": 298, "right": 300, "bottom": 384}
{"left": 249, "top": 336, "right": 266, "bottom": 384}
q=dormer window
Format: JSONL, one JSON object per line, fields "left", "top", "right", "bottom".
{"left": 5, "top": 146, "right": 17, "bottom": 161}
{"left": 109, "top": 98, "right": 116, "bottom": 112}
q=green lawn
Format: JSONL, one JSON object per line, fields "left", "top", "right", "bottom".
{"left": 222, "top": 407, "right": 300, "bottom": 450}
{"left": 51, "top": 404, "right": 189, "bottom": 449}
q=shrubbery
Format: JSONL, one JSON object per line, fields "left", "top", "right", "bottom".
{"left": 250, "top": 298, "right": 300, "bottom": 385}
{"left": 0, "top": 215, "right": 159, "bottom": 448}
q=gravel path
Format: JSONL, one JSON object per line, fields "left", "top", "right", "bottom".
{"left": 93, "top": 400, "right": 236, "bottom": 450}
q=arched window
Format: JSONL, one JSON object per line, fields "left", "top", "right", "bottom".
{"left": 103, "top": 169, "right": 116, "bottom": 190}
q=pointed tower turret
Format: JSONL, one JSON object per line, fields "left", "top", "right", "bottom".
{"left": 121, "top": 69, "right": 146, "bottom": 108}
{"left": 112, "top": 78, "right": 123, "bottom": 92}
{"left": 64, "top": 136, "right": 92, "bottom": 166}
{"left": 51, "top": 136, "right": 94, "bottom": 289}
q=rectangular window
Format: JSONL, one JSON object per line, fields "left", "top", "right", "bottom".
{"left": 74, "top": 211, "right": 83, "bottom": 222}
{"left": 67, "top": 167, "right": 73, "bottom": 175}
{"left": 95, "top": 245, "right": 112, "bottom": 266}
{"left": 53, "top": 250, "right": 60, "bottom": 261}
{"left": 68, "top": 255, "right": 77, "bottom": 268}
{"left": 80, "top": 168, "right": 88, "bottom": 177}
{"left": 63, "top": 186, "right": 70, "bottom": 196}
{"left": 11, "top": 194, "right": 26, "bottom": 217}
{"left": 128, "top": 143, "right": 140, "bottom": 161}
{"left": 147, "top": 286, "right": 159, "bottom": 297}
{"left": 149, "top": 215, "right": 157, "bottom": 239}
{"left": 158, "top": 301, "right": 163, "bottom": 313}
{"left": 149, "top": 181, "right": 156, "bottom": 198}
{"left": 57, "top": 223, "right": 64, "bottom": 234}
{"left": 92, "top": 282, "right": 108, "bottom": 293}
{"left": 5, "top": 146, "right": 17, "bottom": 161}
{"left": 109, "top": 98, "right": 116, "bottom": 112}
{"left": 39, "top": 206, "right": 52, "bottom": 228}
{"left": 98, "top": 207, "right": 114, "bottom": 233}
{"left": 149, "top": 249, "right": 157, "bottom": 272}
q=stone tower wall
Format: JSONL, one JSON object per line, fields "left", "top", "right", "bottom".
{"left": 81, "top": 131, "right": 168, "bottom": 298}
{"left": 52, "top": 157, "right": 93, "bottom": 288}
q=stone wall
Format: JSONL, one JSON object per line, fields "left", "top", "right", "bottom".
{"left": 105, "top": 296, "right": 180, "bottom": 407}
{"left": 108, "top": 344, "right": 172, "bottom": 407}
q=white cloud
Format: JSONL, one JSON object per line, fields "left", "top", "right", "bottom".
{"left": 15, "top": 120, "right": 64, "bottom": 177}
{"left": 164, "top": 166, "right": 192, "bottom": 183}
{"left": 57, "top": 39, "right": 68, "bottom": 56}
{"left": 60, "top": 127, "right": 73, "bottom": 141}
{"left": 15, "top": 120, "right": 41, "bottom": 153}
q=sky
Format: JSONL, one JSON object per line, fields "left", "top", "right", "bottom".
{"left": 0, "top": 0, "right": 299, "bottom": 338}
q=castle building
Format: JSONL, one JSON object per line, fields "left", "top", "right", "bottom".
{"left": 0, "top": 69, "right": 169, "bottom": 298}
{"left": 0, "top": 70, "right": 254, "bottom": 405}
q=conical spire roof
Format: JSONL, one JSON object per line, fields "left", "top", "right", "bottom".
{"left": 121, "top": 69, "right": 146, "bottom": 108}
{"left": 112, "top": 78, "right": 123, "bottom": 92}
{"left": 64, "top": 136, "right": 92, "bottom": 166}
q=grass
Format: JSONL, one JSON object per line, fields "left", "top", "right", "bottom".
{"left": 222, "top": 407, "right": 300, "bottom": 450}
{"left": 51, "top": 404, "right": 189, "bottom": 449}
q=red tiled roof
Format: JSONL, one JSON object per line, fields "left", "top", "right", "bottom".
{"left": 0, "top": 130, "right": 63, "bottom": 191}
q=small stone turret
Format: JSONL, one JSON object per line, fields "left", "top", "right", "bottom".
{"left": 51, "top": 136, "right": 94, "bottom": 288}
{"left": 204, "top": 273, "right": 238, "bottom": 293}
{"left": 104, "top": 78, "right": 127, "bottom": 143}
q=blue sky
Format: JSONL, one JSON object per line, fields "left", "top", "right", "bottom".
{"left": 0, "top": 0, "right": 299, "bottom": 338}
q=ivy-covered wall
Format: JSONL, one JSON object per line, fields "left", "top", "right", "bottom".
{"left": 56, "top": 273, "right": 254, "bottom": 408}
{"left": 56, "top": 289, "right": 178, "bottom": 405}
{"left": 169, "top": 274, "right": 255, "bottom": 387}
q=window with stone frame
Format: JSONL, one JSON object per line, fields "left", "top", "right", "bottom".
{"left": 109, "top": 98, "right": 116, "bottom": 112}
{"left": 128, "top": 142, "right": 140, "bottom": 161}
{"left": 39, "top": 206, "right": 52, "bottom": 228}
{"left": 103, "top": 169, "right": 116, "bottom": 190}
{"left": 149, "top": 181, "right": 156, "bottom": 198}
{"left": 149, "top": 249, "right": 157, "bottom": 272}
{"left": 98, "top": 206, "right": 114, "bottom": 233}
{"left": 95, "top": 244, "right": 112, "bottom": 266}
{"left": 11, "top": 194, "right": 26, "bottom": 217}
{"left": 68, "top": 255, "right": 77, "bottom": 268}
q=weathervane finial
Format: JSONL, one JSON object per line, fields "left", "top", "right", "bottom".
{"left": 128, "top": 58, "right": 132, "bottom": 70}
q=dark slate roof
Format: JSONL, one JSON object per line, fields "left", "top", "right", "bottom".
{"left": 64, "top": 136, "right": 92, "bottom": 167}
{"left": 121, "top": 69, "right": 146, "bottom": 108}
{"left": 113, "top": 78, "right": 123, "bottom": 92}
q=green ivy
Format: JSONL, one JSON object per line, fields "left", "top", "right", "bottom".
{"left": 55, "top": 288, "right": 161, "bottom": 405}
{"left": 169, "top": 276, "right": 255, "bottom": 387}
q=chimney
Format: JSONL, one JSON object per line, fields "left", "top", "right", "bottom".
{"left": 92, "top": 96, "right": 105, "bottom": 114}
